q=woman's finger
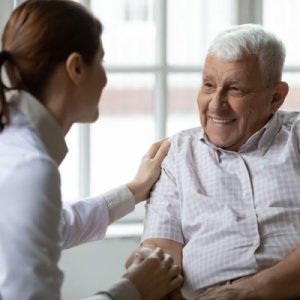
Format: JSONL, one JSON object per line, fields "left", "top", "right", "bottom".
{"left": 153, "top": 140, "right": 171, "bottom": 164}
{"left": 162, "top": 253, "right": 174, "bottom": 269}
{"left": 168, "top": 264, "right": 181, "bottom": 279}
{"left": 153, "top": 247, "right": 165, "bottom": 261}
{"left": 169, "top": 274, "right": 183, "bottom": 291}
{"left": 144, "top": 138, "right": 168, "bottom": 159}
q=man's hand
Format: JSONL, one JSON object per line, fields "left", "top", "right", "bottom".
{"left": 195, "top": 285, "right": 258, "bottom": 300}
{"left": 195, "top": 277, "right": 264, "bottom": 300}
{"left": 167, "top": 289, "right": 186, "bottom": 300}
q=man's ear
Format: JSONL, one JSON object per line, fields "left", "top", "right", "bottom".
{"left": 271, "top": 81, "right": 289, "bottom": 113}
{"left": 65, "top": 52, "right": 85, "bottom": 85}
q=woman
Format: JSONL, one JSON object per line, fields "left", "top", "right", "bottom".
{"left": 0, "top": 1, "right": 182, "bottom": 299}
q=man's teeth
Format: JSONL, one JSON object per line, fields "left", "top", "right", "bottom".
{"left": 210, "top": 117, "right": 234, "bottom": 124}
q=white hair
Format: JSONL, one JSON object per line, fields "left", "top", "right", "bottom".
{"left": 208, "top": 24, "right": 286, "bottom": 85}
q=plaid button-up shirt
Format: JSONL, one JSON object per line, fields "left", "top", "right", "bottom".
{"left": 142, "top": 110, "right": 300, "bottom": 299}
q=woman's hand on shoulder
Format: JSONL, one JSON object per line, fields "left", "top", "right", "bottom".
{"left": 127, "top": 139, "right": 170, "bottom": 203}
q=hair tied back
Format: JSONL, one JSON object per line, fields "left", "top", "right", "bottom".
{"left": 0, "top": 50, "right": 11, "bottom": 65}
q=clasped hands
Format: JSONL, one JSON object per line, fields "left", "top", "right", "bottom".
{"left": 125, "top": 245, "right": 185, "bottom": 300}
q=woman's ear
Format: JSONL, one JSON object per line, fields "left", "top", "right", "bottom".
{"left": 271, "top": 81, "right": 289, "bottom": 113}
{"left": 65, "top": 52, "right": 85, "bottom": 85}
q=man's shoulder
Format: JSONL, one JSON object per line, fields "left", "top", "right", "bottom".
{"left": 169, "top": 126, "right": 202, "bottom": 145}
{"left": 278, "top": 110, "right": 300, "bottom": 127}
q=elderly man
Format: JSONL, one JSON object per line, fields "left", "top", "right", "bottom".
{"left": 139, "top": 24, "right": 300, "bottom": 299}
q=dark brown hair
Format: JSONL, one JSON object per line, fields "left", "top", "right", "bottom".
{"left": 0, "top": 0, "right": 102, "bottom": 131}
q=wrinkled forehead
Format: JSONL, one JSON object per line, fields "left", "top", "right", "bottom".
{"left": 202, "top": 53, "right": 263, "bottom": 82}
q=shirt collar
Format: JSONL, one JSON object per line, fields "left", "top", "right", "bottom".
{"left": 257, "top": 112, "right": 282, "bottom": 155}
{"left": 199, "top": 112, "right": 282, "bottom": 161}
{"left": 9, "top": 90, "right": 68, "bottom": 165}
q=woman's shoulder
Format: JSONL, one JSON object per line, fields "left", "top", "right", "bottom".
{"left": 0, "top": 126, "right": 59, "bottom": 187}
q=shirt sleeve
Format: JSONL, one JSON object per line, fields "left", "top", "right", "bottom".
{"left": 0, "top": 156, "right": 63, "bottom": 300}
{"left": 82, "top": 278, "right": 141, "bottom": 300}
{"left": 142, "top": 142, "right": 184, "bottom": 244}
{"left": 61, "top": 185, "right": 135, "bottom": 249}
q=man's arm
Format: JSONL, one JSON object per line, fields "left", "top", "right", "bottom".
{"left": 246, "top": 245, "right": 300, "bottom": 299}
{"left": 197, "top": 245, "right": 300, "bottom": 300}
{"left": 142, "top": 238, "right": 183, "bottom": 268}
{"left": 125, "top": 239, "right": 183, "bottom": 270}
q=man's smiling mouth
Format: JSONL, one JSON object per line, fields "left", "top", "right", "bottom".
{"left": 208, "top": 116, "right": 236, "bottom": 124}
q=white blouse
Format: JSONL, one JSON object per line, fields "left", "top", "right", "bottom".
{"left": 0, "top": 91, "right": 139, "bottom": 300}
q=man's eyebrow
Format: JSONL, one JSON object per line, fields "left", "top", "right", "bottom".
{"left": 223, "top": 75, "right": 246, "bottom": 85}
{"left": 225, "top": 79, "right": 241, "bottom": 85}
{"left": 202, "top": 75, "right": 214, "bottom": 81}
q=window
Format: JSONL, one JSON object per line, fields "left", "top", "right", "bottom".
{"left": 59, "top": 0, "right": 234, "bottom": 226}
{"left": 8, "top": 0, "right": 297, "bottom": 231}
{"left": 124, "top": 0, "right": 151, "bottom": 21}
{"left": 263, "top": 0, "right": 300, "bottom": 111}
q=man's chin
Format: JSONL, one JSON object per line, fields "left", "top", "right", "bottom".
{"left": 207, "top": 137, "right": 239, "bottom": 151}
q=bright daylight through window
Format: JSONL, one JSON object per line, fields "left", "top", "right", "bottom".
{"left": 58, "top": 0, "right": 300, "bottom": 229}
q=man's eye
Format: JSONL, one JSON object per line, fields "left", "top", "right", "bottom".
{"left": 229, "top": 86, "right": 238, "bottom": 90}
{"left": 228, "top": 87, "right": 245, "bottom": 97}
{"left": 202, "top": 82, "right": 215, "bottom": 90}
{"left": 202, "top": 83, "right": 215, "bottom": 94}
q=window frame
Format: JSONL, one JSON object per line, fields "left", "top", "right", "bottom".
{"left": 10, "top": 0, "right": 300, "bottom": 237}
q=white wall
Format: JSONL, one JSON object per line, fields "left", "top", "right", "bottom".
{"left": 0, "top": 0, "right": 13, "bottom": 38}
{"left": 61, "top": 238, "right": 140, "bottom": 300}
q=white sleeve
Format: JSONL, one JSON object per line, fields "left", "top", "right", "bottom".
{"left": 0, "top": 156, "right": 63, "bottom": 300}
{"left": 61, "top": 185, "right": 135, "bottom": 249}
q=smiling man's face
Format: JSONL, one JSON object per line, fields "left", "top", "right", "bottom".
{"left": 197, "top": 54, "right": 277, "bottom": 151}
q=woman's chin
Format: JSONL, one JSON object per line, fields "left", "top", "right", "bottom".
{"left": 78, "top": 110, "right": 99, "bottom": 124}
{"left": 90, "top": 111, "right": 99, "bottom": 123}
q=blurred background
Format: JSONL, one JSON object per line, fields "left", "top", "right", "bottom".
{"left": 1, "top": 0, "right": 300, "bottom": 299}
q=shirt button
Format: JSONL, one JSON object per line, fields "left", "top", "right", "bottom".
{"left": 253, "top": 239, "right": 260, "bottom": 246}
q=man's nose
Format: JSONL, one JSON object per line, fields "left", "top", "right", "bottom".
{"left": 209, "top": 88, "right": 228, "bottom": 112}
